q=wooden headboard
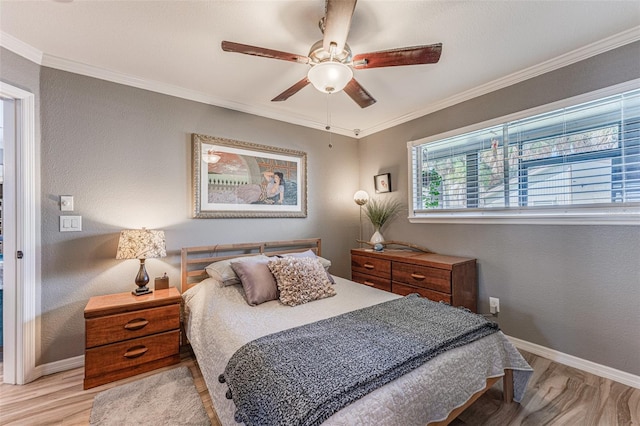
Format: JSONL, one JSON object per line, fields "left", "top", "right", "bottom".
{"left": 180, "top": 238, "right": 322, "bottom": 293}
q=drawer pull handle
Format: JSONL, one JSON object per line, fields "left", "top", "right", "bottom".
{"left": 364, "top": 263, "right": 375, "bottom": 270}
{"left": 410, "top": 273, "right": 426, "bottom": 280}
{"left": 123, "top": 345, "right": 148, "bottom": 359}
{"left": 124, "top": 318, "right": 149, "bottom": 330}
{"left": 363, "top": 281, "right": 375, "bottom": 287}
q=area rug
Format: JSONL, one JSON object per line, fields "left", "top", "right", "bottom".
{"left": 89, "top": 366, "right": 211, "bottom": 425}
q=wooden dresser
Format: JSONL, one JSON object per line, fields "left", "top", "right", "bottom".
{"left": 351, "top": 248, "right": 477, "bottom": 312}
{"left": 83, "top": 287, "right": 181, "bottom": 389}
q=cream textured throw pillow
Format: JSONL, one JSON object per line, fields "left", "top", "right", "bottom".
{"left": 281, "top": 250, "right": 335, "bottom": 284}
{"left": 268, "top": 257, "right": 336, "bottom": 306}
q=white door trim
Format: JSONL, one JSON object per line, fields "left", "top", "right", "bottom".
{"left": 1, "top": 81, "right": 40, "bottom": 384}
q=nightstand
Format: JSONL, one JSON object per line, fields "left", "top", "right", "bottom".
{"left": 83, "top": 287, "right": 181, "bottom": 389}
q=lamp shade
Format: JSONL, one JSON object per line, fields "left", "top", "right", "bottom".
{"left": 116, "top": 229, "right": 166, "bottom": 260}
{"left": 353, "top": 190, "right": 369, "bottom": 206}
{"left": 307, "top": 61, "right": 353, "bottom": 94}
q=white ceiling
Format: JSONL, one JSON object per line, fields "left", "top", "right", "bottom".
{"left": 1, "top": 1, "right": 639, "bottom": 138}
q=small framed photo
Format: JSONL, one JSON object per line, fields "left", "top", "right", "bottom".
{"left": 374, "top": 173, "right": 391, "bottom": 193}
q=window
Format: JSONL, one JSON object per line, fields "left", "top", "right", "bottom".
{"left": 409, "top": 83, "right": 640, "bottom": 225}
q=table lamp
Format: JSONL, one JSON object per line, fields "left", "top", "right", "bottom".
{"left": 116, "top": 228, "right": 166, "bottom": 296}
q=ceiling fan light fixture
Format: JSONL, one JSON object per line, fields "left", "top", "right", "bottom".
{"left": 307, "top": 61, "right": 353, "bottom": 94}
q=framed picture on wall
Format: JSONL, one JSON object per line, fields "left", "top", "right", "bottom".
{"left": 192, "top": 133, "right": 307, "bottom": 218}
{"left": 374, "top": 173, "right": 391, "bottom": 193}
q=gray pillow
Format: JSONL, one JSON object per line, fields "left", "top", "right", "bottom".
{"left": 205, "top": 255, "right": 269, "bottom": 286}
{"left": 231, "top": 260, "right": 278, "bottom": 306}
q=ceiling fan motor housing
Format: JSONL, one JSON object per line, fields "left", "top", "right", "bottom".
{"left": 308, "top": 39, "right": 352, "bottom": 65}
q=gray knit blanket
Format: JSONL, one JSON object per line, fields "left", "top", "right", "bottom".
{"left": 221, "top": 294, "right": 499, "bottom": 426}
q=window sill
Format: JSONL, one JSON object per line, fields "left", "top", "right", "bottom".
{"left": 409, "top": 206, "right": 640, "bottom": 225}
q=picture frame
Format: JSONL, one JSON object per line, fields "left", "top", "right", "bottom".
{"left": 192, "top": 134, "right": 307, "bottom": 218}
{"left": 374, "top": 173, "right": 391, "bottom": 193}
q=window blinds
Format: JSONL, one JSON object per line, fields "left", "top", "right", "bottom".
{"left": 412, "top": 89, "right": 640, "bottom": 213}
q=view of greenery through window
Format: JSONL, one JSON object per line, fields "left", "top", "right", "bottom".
{"left": 413, "top": 88, "right": 639, "bottom": 215}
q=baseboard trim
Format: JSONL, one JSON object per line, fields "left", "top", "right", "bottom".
{"left": 34, "top": 355, "right": 84, "bottom": 378}
{"left": 507, "top": 335, "right": 640, "bottom": 389}
{"left": 33, "top": 338, "right": 639, "bottom": 390}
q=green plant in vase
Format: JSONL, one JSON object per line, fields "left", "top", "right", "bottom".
{"left": 363, "top": 197, "right": 404, "bottom": 243}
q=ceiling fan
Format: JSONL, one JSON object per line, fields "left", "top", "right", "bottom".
{"left": 221, "top": 0, "right": 442, "bottom": 108}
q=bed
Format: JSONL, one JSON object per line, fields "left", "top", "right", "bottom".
{"left": 180, "top": 238, "right": 533, "bottom": 426}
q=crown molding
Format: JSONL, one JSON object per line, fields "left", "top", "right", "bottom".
{"left": 3, "top": 27, "right": 639, "bottom": 139}
{"left": 0, "top": 31, "right": 43, "bottom": 65}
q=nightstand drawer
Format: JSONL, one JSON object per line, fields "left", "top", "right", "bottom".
{"left": 352, "top": 271, "right": 391, "bottom": 292}
{"left": 351, "top": 254, "right": 391, "bottom": 279}
{"left": 84, "top": 330, "right": 179, "bottom": 378}
{"left": 86, "top": 304, "right": 180, "bottom": 348}
{"left": 392, "top": 262, "right": 451, "bottom": 293}
{"left": 392, "top": 282, "right": 452, "bottom": 305}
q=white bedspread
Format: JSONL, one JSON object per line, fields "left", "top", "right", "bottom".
{"left": 183, "top": 276, "right": 532, "bottom": 426}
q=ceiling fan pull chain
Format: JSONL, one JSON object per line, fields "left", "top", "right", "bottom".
{"left": 326, "top": 93, "right": 333, "bottom": 149}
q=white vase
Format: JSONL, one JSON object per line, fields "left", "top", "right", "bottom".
{"left": 370, "top": 228, "right": 384, "bottom": 244}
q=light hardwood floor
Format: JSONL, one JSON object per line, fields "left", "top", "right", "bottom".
{"left": 0, "top": 347, "right": 638, "bottom": 425}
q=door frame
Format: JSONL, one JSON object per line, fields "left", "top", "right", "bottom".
{"left": 1, "top": 81, "right": 39, "bottom": 385}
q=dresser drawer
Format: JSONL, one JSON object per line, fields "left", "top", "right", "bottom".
{"left": 392, "top": 262, "right": 451, "bottom": 294}
{"left": 86, "top": 304, "right": 180, "bottom": 348}
{"left": 352, "top": 271, "right": 392, "bottom": 292}
{"left": 392, "top": 282, "right": 452, "bottom": 305}
{"left": 85, "top": 330, "right": 179, "bottom": 378}
{"left": 351, "top": 254, "right": 391, "bottom": 279}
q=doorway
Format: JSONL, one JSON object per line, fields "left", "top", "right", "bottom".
{"left": 0, "top": 81, "right": 38, "bottom": 385}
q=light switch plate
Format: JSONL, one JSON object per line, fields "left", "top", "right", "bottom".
{"left": 60, "top": 195, "right": 74, "bottom": 211}
{"left": 60, "top": 215, "right": 82, "bottom": 232}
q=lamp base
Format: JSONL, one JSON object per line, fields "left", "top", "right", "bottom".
{"left": 132, "top": 286, "right": 153, "bottom": 296}
{"left": 133, "top": 259, "right": 153, "bottom": 296}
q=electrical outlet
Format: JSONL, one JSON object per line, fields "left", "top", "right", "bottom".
{"left": 489, "top": 297, "right": 500, "bottom": 314}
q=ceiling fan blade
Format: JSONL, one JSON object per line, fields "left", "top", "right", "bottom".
{"left": 221, "top": 41, "right": 310, "bottom": 64}
{"left": 344, "top": 78, "right": 376, "bottom": 108}
{"left": 322, "top": 0, "right": 357, "bottom": 55}
{"left": 271, "top": 77, "right": 311, "bottom": 102}
{"left": 352, "top": 43, "right": 442, "bottom": 69}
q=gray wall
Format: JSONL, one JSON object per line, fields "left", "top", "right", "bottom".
{"left": 358, "top": 41, "right": 640, "bottom": 375}
{"left": 35, "top": 66, "right": 360, "bottom": 364}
